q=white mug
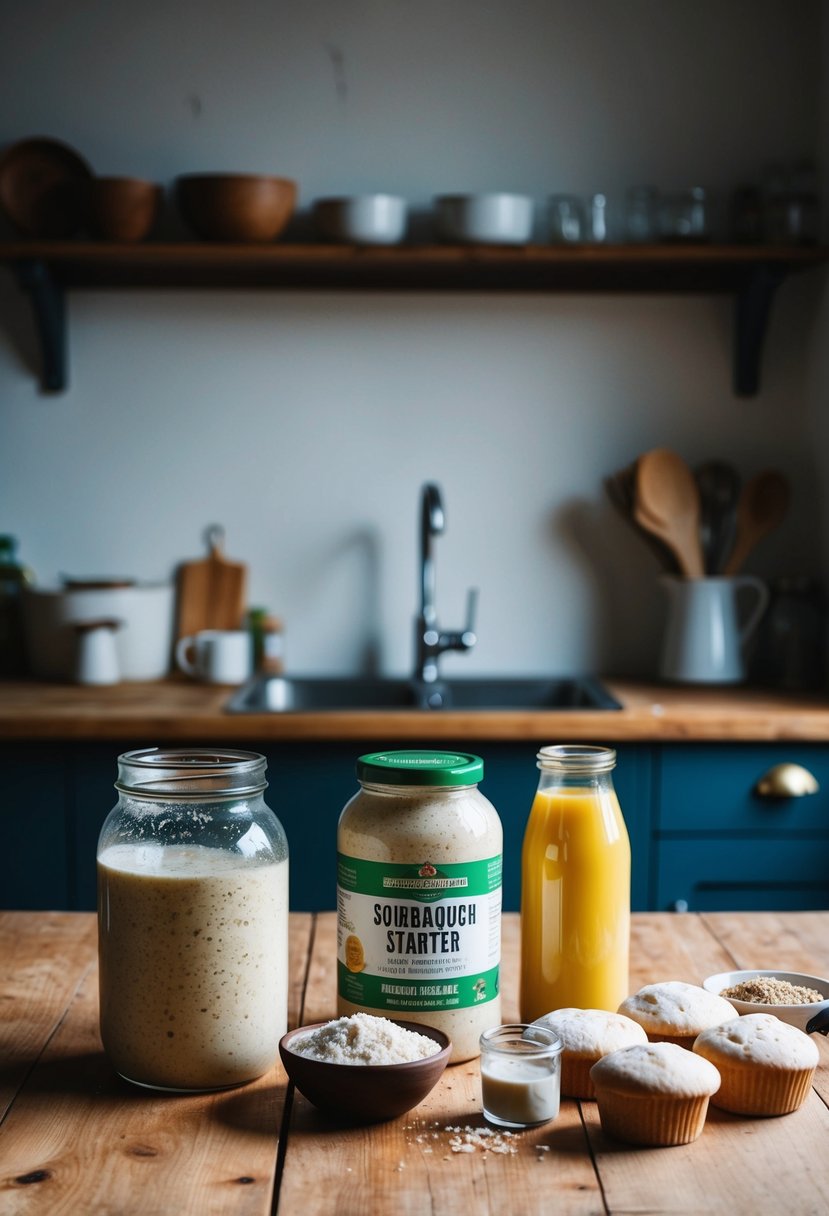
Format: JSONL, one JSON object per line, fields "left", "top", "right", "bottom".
{"left": 176, "top": 629, "right": 252, "bottom": 685}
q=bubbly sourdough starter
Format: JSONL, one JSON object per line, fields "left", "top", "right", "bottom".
{"left": 337, "top": 784, "right": 502, "bottom": 1063}
{"left": 98, "top": 843, "right": 288, "bottom": 1090}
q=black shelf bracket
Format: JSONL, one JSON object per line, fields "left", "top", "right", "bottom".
{"left": 14, "top": 259, "right": 67, "bottom": 393}
{"left": 734, "top": 263, "right": 787, "bottom": 397}
{"left": 0, "top": 247, "right": 818, "bottom": 397}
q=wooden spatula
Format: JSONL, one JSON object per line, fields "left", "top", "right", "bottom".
{"left": 175, "top": 525, "right": 248, "bottom": 643}
{"left": 634, "top": 448, "right": 705, "bottom": 578}
{"left": 723, "top": 470, "right": 790, "bottom": 575}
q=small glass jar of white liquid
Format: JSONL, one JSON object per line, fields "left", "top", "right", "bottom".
{"left": 479, "top": 1024, "right": 562, "bottom": 1129}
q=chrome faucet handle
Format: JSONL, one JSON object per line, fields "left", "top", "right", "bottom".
{"left": 461, "top": 588, "right": 479, "bottom": 648}
{"left": 438, "top": 587, "right": 478, "bottom": 653}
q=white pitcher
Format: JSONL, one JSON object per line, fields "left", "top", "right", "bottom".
{"left": 659, "top": 576, "right": 769, "bottom": 684}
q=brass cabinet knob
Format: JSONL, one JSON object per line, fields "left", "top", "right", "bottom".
{"left": 754, "top": 763, "right": 820, "bottom": 799}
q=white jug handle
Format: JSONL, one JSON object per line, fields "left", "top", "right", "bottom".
{"left": 176, "top": 635, "right": 198, "bottom": 676}
{"left": 734, "top": 575, "right": 770, "bottom": 646}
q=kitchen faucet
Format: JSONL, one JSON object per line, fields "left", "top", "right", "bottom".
{"left": 414, "top": 483, "right": 478, "bottom": 685}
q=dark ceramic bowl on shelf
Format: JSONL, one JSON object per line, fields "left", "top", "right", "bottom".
{"left": 175, "top": 173, "right": 296, "bottom": 242}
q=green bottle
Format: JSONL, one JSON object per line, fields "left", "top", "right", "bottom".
{"left": 0, "top": 536, "right": 33, "bottom": 677}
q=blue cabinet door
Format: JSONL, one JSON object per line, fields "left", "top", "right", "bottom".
{"left": 657, "top": 744, "right": 829, "bottom": 832}
{"left": 656, "top": 837, "right": 829, "bottom": 912}
{"left": 655, "top": 744, "right": 829, "bottom": 912}
{"left": 0, "top": 743, "right": 69, "bottom": 909}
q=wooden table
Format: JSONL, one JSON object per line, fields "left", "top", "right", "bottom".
{"left": 1, "top": 912, "right": 828, "bottom": 1215}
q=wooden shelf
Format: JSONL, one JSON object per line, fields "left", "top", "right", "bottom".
{"left": 1, "top": 241, "right": 826, "bottom": 393}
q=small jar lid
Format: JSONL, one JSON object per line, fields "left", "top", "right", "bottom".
{"left": 357, "top": 749, "right": 483, "bottom": 786}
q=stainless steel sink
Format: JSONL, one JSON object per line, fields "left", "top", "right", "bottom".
{"left": 225, "top": 675, "right": 621, "bottom": 713}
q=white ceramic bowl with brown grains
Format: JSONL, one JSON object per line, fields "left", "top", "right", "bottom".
{"left": 702, "top": 970, "right": 829, "bottom": 1032}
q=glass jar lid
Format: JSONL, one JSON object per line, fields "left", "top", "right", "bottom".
{"left": 116, "top": 748, "right": 267, "bottom": 797}
{"left": 537, "top": 744, "right": 616, "bottom": 774}
{"left": 357, "top": 749, "right": 483, "bottom": 786}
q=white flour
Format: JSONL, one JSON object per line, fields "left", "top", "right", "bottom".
{"left": 291, "top": 1013, "right": 440, "bottom": 1064}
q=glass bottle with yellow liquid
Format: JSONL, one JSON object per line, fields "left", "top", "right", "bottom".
{"left": 520, "top": 745, "right": 630, "bottom": 1022}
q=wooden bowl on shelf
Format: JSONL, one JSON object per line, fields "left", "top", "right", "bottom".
{"left": 88, "top": 177, "right": 162, "bottom": 242}
{"left": 175, "top": 173, "right": 296, "bottom": 242}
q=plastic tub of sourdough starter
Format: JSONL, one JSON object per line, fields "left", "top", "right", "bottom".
{"left": 336, "top": 750, "right": 503, "bottom": 1063}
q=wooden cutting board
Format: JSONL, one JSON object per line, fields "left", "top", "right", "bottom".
{"left": 175, "top": 525, "right": 247, "bottom": 642}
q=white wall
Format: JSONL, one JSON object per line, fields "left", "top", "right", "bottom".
{"left": 0, "top": 0, "right": 823, "bottom": 678}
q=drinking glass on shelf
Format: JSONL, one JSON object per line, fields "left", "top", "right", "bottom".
{"left": 549, "top": 195, "right": 586, "bottom": 243}
{"left": 659, "top": 188, "right": 710, "bottom": 243}
{"left": 587, "top": 193, "right": 609, "bottom": 242}
{"left": 625, "top": 186, "right": 659, "bottom": 243}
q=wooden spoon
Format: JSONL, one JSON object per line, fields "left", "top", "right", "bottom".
{"left": 634, "top": 448, "right": 705, "bottom": 578}
{"left": 604, "top": 466, "right": 679, "bottom": 572}
{"left": 722, "top": 470, "right": 790, "bottom": 575}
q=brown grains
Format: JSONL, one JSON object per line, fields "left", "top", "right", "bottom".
{"left": 720, "top": 976, "right": 823, "bottom": 1005}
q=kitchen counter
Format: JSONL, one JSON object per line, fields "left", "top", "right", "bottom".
{"left": 1, "top": 910, "right": 827, "bottom": 1215}
{"left": 2, "top": 677, "right": 829, "bottom": 741}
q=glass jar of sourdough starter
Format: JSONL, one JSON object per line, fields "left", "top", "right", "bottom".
{"left": 337, "top": 750, "right": 503, "bottom": 1063}
{"left": 520, "top": 745, "right": 630, "bottom": 1022}
{"left": 97, "top": 748, "right": 289, "bottom": 1092}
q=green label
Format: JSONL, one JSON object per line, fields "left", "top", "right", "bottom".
{"left": 337, "top": 854, "right": 501, "bottom": 903}
{"left": 338, "top": 961, "right": 500, "bottom": 1011}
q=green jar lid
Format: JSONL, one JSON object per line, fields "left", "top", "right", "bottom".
{"left": 357, "top": 750, "right": 483, "bottom": 786}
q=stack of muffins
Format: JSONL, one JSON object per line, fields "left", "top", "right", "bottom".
{"left": 534, "top": 979, "right": 819, "bottom": 1148}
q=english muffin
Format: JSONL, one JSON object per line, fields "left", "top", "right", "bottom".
{"left": 618, "top": 981, "right": 738, "bottom": 1047}
{"left": 533, "top": 1008, "right": 647, "bottom": 1098}
{"left": 693, "top": 1012, "right": 818, "bottom": 1116}
{"left": 590, "top": 1041, "right": 721, "bottom": 1146}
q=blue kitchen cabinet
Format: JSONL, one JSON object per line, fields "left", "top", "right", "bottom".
{"left": 0, "top": 743, "right": 69, "bottom": 909}
{"left": 0, "top": 738, "right": 652, "bottom": 914}
{"left": 654, "top": 744, "right": 829, "bottom": 911}
{"left": 3, "top": 737, "right": 826, "bottom": 914}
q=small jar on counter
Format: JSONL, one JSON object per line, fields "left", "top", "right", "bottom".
{"left": 480, "top": 1023, "right": 562, "bottom": 1129}
{"left": 97, "top": 748, "right": 289, "bottom": 1092}
{"left": 337, "top": 750, "right": 503, "bottom": 1063}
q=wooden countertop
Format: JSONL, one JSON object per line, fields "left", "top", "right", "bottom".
{"left": 2, "top": 910, "right": 827, "bottom": 1214}
{"left": 2, "top": 678, "right": 829, "bottom": 742}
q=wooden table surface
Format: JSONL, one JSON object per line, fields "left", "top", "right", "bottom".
{"left": 1, "top": 911, "right": 828, "bottom": 1215}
